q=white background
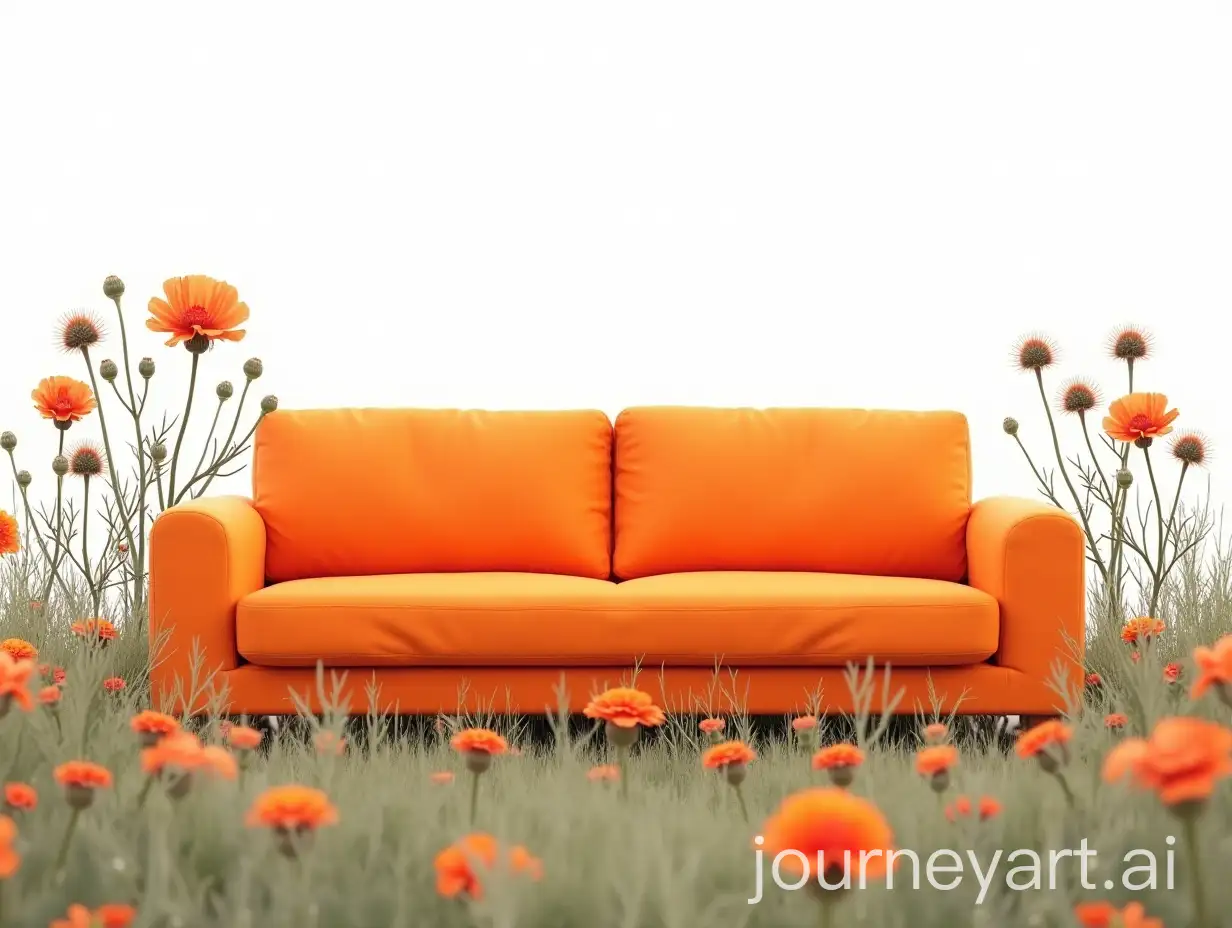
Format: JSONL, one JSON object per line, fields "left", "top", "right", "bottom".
{"left": 0, "top": 3, "right": 1227, "bottom": 543}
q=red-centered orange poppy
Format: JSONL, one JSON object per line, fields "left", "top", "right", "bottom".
{"left": 32, "top": 376, "right": 96, "bottom": 424}
{"left": 1103, "top": 393, "right": 1179, "bottom": 443}
{"left": 147, "top": 275, "right": 249, "bottom": 349}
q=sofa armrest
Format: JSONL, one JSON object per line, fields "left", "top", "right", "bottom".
{"left": 966, "top": 496, "right": 1086, "bottom": 696}
{"left": 148, "top": 495, "right": 266, "bottom": 711}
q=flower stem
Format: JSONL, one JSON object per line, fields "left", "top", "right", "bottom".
{"left": 109, "top": 294, "right": 149, "bottom": 610}
{"left": 185, "top": 397, "right": 225, "bottom": 502}
{"left": 818, "top": 895, "right": 833, "bottom": 928}
{"left": 166, "top": 352, "right": 201, "bottom": 506}
{"left": 468, "top": 770, "right": 480, "bottom": 827}
{"left": 194, "top": 379, "right": 250, "bottom": 498}
{"left": 41, "top": 431, "right": 67, "bottom": 603}
{"left": 1142, "top": 446, "right": 1167, "bottom": 616}
{"left": 81, "top": 476, "right": 98, "bottom": 614}
{"left": 7, "top": 451, "right": 67, "bottom": 598}
{"left": 733, "top": 783, "right": 749, "bottom": 823}
{"left": 1051, "top": 770, "right": 1076, "bottom": 809}
{"left": 617, "top": 745, "right": 629, "bottom": 801}
{"left": 1183, "top": 815, "right": 1210, "bottom": 928}
{"left": 135, "top": 774, "right": 153, "bottom": 811}
{"left": 53, "top": 807, "right": 81, "bottom": 874}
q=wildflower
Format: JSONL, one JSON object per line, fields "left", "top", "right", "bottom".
{"left": 1085, "top": 672, "right": 1102, "bottom": 688}
{"left": 0, "top": 815, "right": 18, "bottom": 878}
{"left": 1074, "top": 900, "right": 1163, "bottom": 927}
{"left": 699, "top": 717, "right": 726, "bottom": 743}
{"left": 51, "top": 666, "right": 65, "bottom": 684}
{"left": 945, "top": 795, "right": 1001, "bottom": 822}
{"left": 313, "top": 731, "right": 346, "bottom": 756}
{"left": 226, "top": 724, "right": 263, "bottom": 751}
{"left": 790, "top": 714, "right": 818, "bottom": 733}
{"left": 811, "top": 743, "right": 865, "bottom": 788}
{"left": 57, "top": 310, "right": 105, "bottom": 353}
{"left": 586, "top": 765, "right": 619, "bottom": 783}
{"left": 434, "top": 833, "right": 542, "bottom": 900}
{"left": 39, "top": 685, "right": 61, "bottom": 706}
{"left": 430, "top": 771, "right": 455, "bottom": 785}
{"left": 702, "top": 740, "right": 756, "bottom": 820}
{"left": 68, "top": 442, "right": 106, "bottom": 478}
{"left": 1107, "top": 326, "right": 1153, "bottom": 364}
{"left": 450, "top": 728, "right": 508, "bottom": 773}
{"left": 53, "top": 761, "right": 113, "bottom": 809}
{"left": 0, "top": 653, "right": 35, "bottom": 717}
{"left": 758, "top": 788, "right": 895, "bottom": 896}
{"left": 1103, "top": 716, "right": 1232, "bottom": 807}
{"left": 1121, "top": 617, "right": 1164, "bottom": 645}
{"left": 583, "top": 687, "right": 666, "bottom": 747}
{"left": 0, "top": 513, "right": 18, "bottom": 557}
{"left": 1103, "top": 393, "right": 1179, "bottom": 447}
{"left": 1002, "top": 417, "right": 1019, "bottom": 436}
{"left": 1170, "top": 431, "right": 1209, "bottom": 468}
{"left": 1163, "top": 663, "right": 1181, "bottom": 685}
{"left": 1012, "top": 333, "right": 1058, "bottom": 372}
{"left": 71, "top": 618, "right": 117, "bottom": 643}
{"left": 1105, "top": 713, "right": 1128, "bottom": 730}
{"left": 246, "top": 785, "right": 338, "bottom": 857}
{"left": 50, "top": 903, "right": 137, "bottom": 928}
{"left": 791, "top": 714, "right": 820, "bottom": 750}
{"left": 130, "top": 710, "right": 180, "bottom": 747}
{"left": 1015, "top": 720, "right": 1073, "bottom": 772}
{"left": 1191, "top": 636, "right": 1232, "bottom": 707}
{"left": 1058, "top": 378, "right": 1101, "bottom": 415}
{"left": 923, "top": 722, "right": 948, "bottom": 743}
{"left": 915, "top": 745, "right": 958, "bottom": 792}
{"left": 147, "top": 275, "right": 249, "bottom": 352}
{"left": 141, "top": 732, "right": 237, "bottom": 798}
{"left": 0, "top": 639, "right": 36, "bottom": 661}
{"left": 103, "top": 676, "right": 126, "bottom": 693}
{"left": 3, "top": 783, "right": 36, "bottom": 813}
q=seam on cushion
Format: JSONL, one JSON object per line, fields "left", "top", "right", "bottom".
{"left": 240, "top": 650, "right": 998, "bottom": 663}
{"left": 237, "top": 603, "right": 995, "bottom": 614}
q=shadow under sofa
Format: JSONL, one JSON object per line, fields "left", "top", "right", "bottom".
{"left": 148, "top": 405, "right": 1086, "bottom": 718}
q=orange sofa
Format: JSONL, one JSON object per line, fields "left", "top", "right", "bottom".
{"left": 148, "top": 406, "right": 1085, "bottom": 718}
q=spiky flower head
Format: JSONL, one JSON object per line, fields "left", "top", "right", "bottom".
{"left": 243, "top": 358, "right": 263, "bottom": 380}
{"left": 1011, "top": 333, "right": 1057, "bottom": 373}
{"left": 102, "top": 276, "right": 125, "bottom": 300}
{"left": 1170, "top": 431, "right": 1209, "bottom": 468}
{"left": 99, "top": 359, "right": 118, "bottom": 383}
{"left": 68, "top": 443, "right": 106, "bottom": 478}
{"left": 1116, "top": 468, "right": 1133, "bottom": 490}
{"left": 1058, "top": 378, "right": 1101, "bottom": 415}
{"left": 260, "top": 395, "right": 278, "bottom": 414}
{"left": 0, "top": 432, "right": 14, "bottom": 452}
{"left": 138, "top": 357, "right": 155, "bottom": 380}
{"left": 1108, "top": 325, "right": 1152, "bottom": 363}
{"left": 216, "top": 381, "right": 234, "bottom": 401}
{"left": 52, "top": 455, "right": 69, "bottom": 477}
{"left": 15, "top": 471, "right": 30, "bottom": 489}
{"left": 150, "top": 442, "right": 167, "bottom": 463}
{"left": 1002, "top": 417, "right": 1019, "bottom": 436}
{"left": 57, "top": 310, "right": 105, "bottom": 353}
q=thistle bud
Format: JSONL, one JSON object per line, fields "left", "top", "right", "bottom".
{"left": 99, "top": 359, "right": 118, "bottom": 382}
{"left": 102, "top": 276, "right": 125, "bottom": 299}
{"left": 138, "top": 357, "right": 155, "bottom": 380}
{"left": 1002, "top": 417, "right": 1019, "bottom": 436}
{"left": 243, "top": 358, "right": 263, "bottom": 380}
{"left": 216, "top": 381, "right": 234, "bottom": 401}
{"left": 1116, "top": 468, "right": 1133, "bottom": 490}
{"left": 52, "top": 455, "right": 69, "bottom": 477}
{"left": 0, "top": 431, "right": 15, "bottom": 452}
{"left": 15, "top": 470, "right": 30, "bottom": 488}
{"left": 151, "top": 442, "right": 168, "bottom": 463}
{"left": 260, "top": 395, "right": 279, "bottom": 414}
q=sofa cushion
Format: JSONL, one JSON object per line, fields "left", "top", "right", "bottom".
{"left": 613, "top": 406, "right": 971, "bottom": 581}
{"left": 252, "top": 408, "right": 613, "bottom": 582}
{"left": 235, "top": 570, "right": 998, "bottom": 668}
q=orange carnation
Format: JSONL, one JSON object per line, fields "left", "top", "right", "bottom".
{"left": 811, "top": 743, "right": 865, "bottom": 770}
{"left": 922, "top": 722, "right": 948, "bottom": 743}
{"left": 583, "top": 687, "right": 665, "bottom": 729}
{"left": 226, "top": 725, "right": 263, "bottom": 750}
{"left": 916, "top": 745, "right": 959, "bottom": 776}
{"left": 3, "top": 782, "right": 36, "bottom": 812}
{"left": 1102, "top": 716, "right": 1232, "bottom": 805}
{"left": 791, "top": 714, "right": 818, "bottom": 732}
{"left": 246, "top": 785, "right": 339, "bottom": 831}
{"left": 450, "top": 728, "right": 509, "bottom": 756}
{"left": 71, "top": 618, "right": 117, "bottom": 642}
{"left": 1104, "top": 713, "right": 1128, "bottom": 730}
{"left": 54, "top": 761, "right": 112, "bottom": 809}
{"left": 1103, "top": 393, "right": 1179, "bottom": 444}
{"left": 0, "top": 639, "right": 36, "bottom": 661}
{"left": 434, "top": 833, "right": 542, "bottom": 900}
{"left": 698, "top": 717, "right": 726, "bottom": 735}
{"left": 147, "top": 275, "right": 249, "bottom": 349}
{"left": 701, "top": 740, "right": 756, "bottom": 771}
{"left": 31, "top": 375, "right": 96, "bottom": 425}
{"left": 758, "top": 787, "right": 895, "bottom": 883}
{"left": 1015, "top": 719, "right": 1073, "bottom": 764}
{"left": 1191, "top": 635, "right": 1232, "bottom": 704}
{"left": 1121, "top": 616, "right": 1165, "bottom": 645}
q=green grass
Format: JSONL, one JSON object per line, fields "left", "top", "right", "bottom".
{"left": 1, "top": 533, "right": 1230, "bottom": 928}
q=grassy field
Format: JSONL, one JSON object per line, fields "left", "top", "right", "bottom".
{"left": 1, "top": 536, "right": 1230, "bottom": 928}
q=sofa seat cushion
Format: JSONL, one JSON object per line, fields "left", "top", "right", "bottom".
{"left": 235, "top": 570, "right": 998, "bottom": 668}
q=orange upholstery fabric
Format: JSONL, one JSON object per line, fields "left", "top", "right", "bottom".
{"left": 235, "top": 570, "right": 998, "bottom": 668}
{"left": 612, "top": 406, "right": 971, "bottom": 580}
{"left": 252, "top": 408, "right": 613, "bottom": 581}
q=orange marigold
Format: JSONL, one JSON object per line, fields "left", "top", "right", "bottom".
{"left": 1015, "top": 720, "right": 1073, "bottom": 766}
{"left": 811, "top": 743, "right": 865, "bottom": 770}
{"left": 758, "top": 787, "right": 895, "bottom": 883}
{"left": 1162, "top": 663, "right": 1181, "bottom": 684}
{"left": 130, "top": 710, "right": 180, "bottom": 745}
{"left": 1104, "top": 713, "right": 1128, "bottom": 730}
{"left": 945, "top": 794, "right": 1002, "bottom": 822}
{"left": 790, "top": 714, "right": 818, "bottom": 732}
{"left": 1074, "top": 900, "right": 1163, "bottom": 928}
{"left": 1102, "top": 716, "right": 1232, "bottom": 806}
{"left": 583, "top": 687, "right": 665, "bottom": 729}
{"left": 1121, "top": 616, "right": 1165, "bottom": 645}
{"left": 39, "top": 685, "right": 61, "bottom": 705}
{"left": 434, "top": 833, "right": 542, "bottom": 900}
{"left": 142, "top": 731, "right": 236, "bottom": 782}
{"left": 701, "top": 740, "right": 757, "bottom": 770}
{"left": 71, "top": 618, "right": 117, "bottom": 642}
{"left": 147, "top": 275, "right": 249, "bottom": 350}
{"left": 0, "top": 652, "right": 35, "bottom": 715}
{"left": 246, "top": 785, "right": 339, "bottom": 831}
{"left": 0, "top": 512, "right": 17, "bottom": 557}
{"left": 3, "top": 783, "right": 36, "bottom": 812}
{"left": 916, "top": 745, "right": 959, "bottom": 776}
{"left": 31, "top": 375, "right": 96, "bottom": 425}
{"left": 698, "top": 717, "right": 726, "bottom": 735}
{"left": 49, "top": 903, "right": 137, "bottom": 928}
{"left": 922, "top": 722, "right": 948, "bottom": 743}
{"left": 0, "top": 815, "right": 18, "bottom": 879}
{"left": 54, "top": 761, "right": 112, "bottom": 808}
{"left": 227, "top": 724, "right": 263, "bottom": 750}
{"left": 1191, "top": 635, "right": 1232, "bottom": 704}
{"left": 103, "top": 676, "right": 126, "bottom": 692}
{"left": 1103, "top": 393, "right": 1179, "bottom": 445}
{"left": 587, "top": 764, "right": 619, "bottom": 782}
{"left": 0, "top": 639, "right": 36, "bottom": 661}
{"left": 450, "top": 728, "right": 508, "bottom": 755}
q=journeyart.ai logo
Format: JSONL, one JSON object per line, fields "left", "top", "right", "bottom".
{"left": 747, "top": 835, "right": 1179, "bottom": 904}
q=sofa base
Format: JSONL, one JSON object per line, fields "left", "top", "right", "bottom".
{"left": 189, "top": 663, "right": 1072, "bottom": 717}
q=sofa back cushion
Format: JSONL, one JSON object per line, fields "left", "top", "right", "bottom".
{"left": 613, "top": 406, "right": 971, "bottom": 581}
{"left": 253, "top": 408, "right": 614, "bottom": 582}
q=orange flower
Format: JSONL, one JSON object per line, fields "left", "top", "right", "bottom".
{"left": 32, "top": 375, "right": 96, "bottom": 425}
{"left": 0, "top": 639, "right": 36, "bottom": 661}
{"left": 0, "top": 512, "right": 17, "bottom": 556}
{"left": 226, "top": 725, "right": 263, "bottom": 750}
{"left": 701, "top": 740, "right": 757, "bottom": 774}
{"left": 52, "top": 667, "right": 66, "bottom": 685}
{"left": 922, "top": 722, "right": 948, "bottom": 743}
{"left": 71, "top": 618, "right": 117, "bottom": 642}
{"left": 1162, "top": 663, "right": 1181, "bottom": 684}
{"left": 1104, "top": 713, "right": 1128, "bottom": 730}
{"left": 1191, "top": 635, "right": 1232, "bottom": 703}
{"left": 945, "top": 795, "right": 1001, "bottom": 822}
{"left": 142, "top": 731, "right": 237, "bottom": 782}
{"left": 1074, "top": 900, "right": 1163, "bottom": 928}
{"left": 790, "top": 714, "right": 818, "bottom": 732}
{"left": 147, "top": 275, "right": 249, "bottom": 350}
{"left": 811, "top": 743, "right": 865, "bottom": 770}
{"left": 103, "top": 676, "right": 126, "bottom": 692}
{"left": 1107, "top": 326, "right": 1152, "bottom": 364}
{"left": 587, "top": 764, "right": 619, "bottom": 782}
{"left": 313, "top": 731, "right": 346, "bottom": 756}
{"left": 583, "top": 687, "right": 666, "bottom": 729}
{"left": 130, "top": 710, "right": 180, "bottom": 746}
{"left": 39, "top": 685, "right": 61, "bottom": 705}
{"left": 0, "top": 815, "right": 18, "bottom": 879}
{"left": 1085, "top": 672, "right": 1102, "bottom": 687}
{"left": 1103, "top": 393, "right": 1179, "bottom": 444}
{"left": 68, "top": 442, "right": 106, "bottom": 478}
{"left": 1015, "top": 720, "right": 1073, "bottom": 767}
{"left": 0, "top": 652, "right": 35, "bottom": 715}
{"left": 698, "top": 717, "right": 726, "bottom": 735}
{"left": 1012, "top": 333, "right": 1058, "bottom": 372}
{"left": 1103, "top": 716, "right": 1232, "bottom": 806}
{"left": 57, "top": 310, "right": 105, "bottom": 353}
{"left": 430, "top": 771, "right": 455, "bottom": 785}
{"left": 1170, "top": 431, "right": 1209, "bottom": 468}
{"left": 54, "top": 761, "right": 112, "bottom": 809}
{"left": 49, "top": 903, "right": 137, "bottom": 928}
{"left": 450, "top": 728, "right": 508, "bottom": 755}
{"left": 3, "top": 783, "right": 36, "bottom": 812}
{"left": 1121, "top": 616, "right": 1165, "bottom": 644}
{"left": 246, "top": 785, "right": 338, "bottom": 830}
{"left": 758, "top": 787, "right": 895, "bottom": 883}
{"left": 434, "top": 833, "right": 542, "bottom": 900}
{"left": 916, "top": 745, "right": 959, "bottom": 777}
{"left": 1057, "top": 378, "right": 1101, "bottom": 415}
